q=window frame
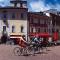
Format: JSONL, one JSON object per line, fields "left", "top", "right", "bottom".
{"left": 12, "top": 13, "right": 15, "bottom": 19}
{"left": 21, "top": 26, "right": 24, "bottom": 33}
{"left": 21, "top": 13, "right": 24, "bottom": 19}
{"left": 12, "top": 25, "right": 15, "bottom": 33}
{"left": 3, "top": 26, "right": 6, "bottom": 32}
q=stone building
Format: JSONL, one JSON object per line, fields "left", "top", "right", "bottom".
{"left": 0, "top": 0, "right": 28, "bottom": 43}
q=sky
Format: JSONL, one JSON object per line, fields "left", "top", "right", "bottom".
{"left": 0, "top": 0, "right": 60, "bottom": 12}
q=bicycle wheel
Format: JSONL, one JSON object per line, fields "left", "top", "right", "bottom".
{"left": 28, "top": 46, "right": 35, "bottom": 55}
{"left": 27, "top": 46, "right": 32, "bottom": 54}
{"left": 13, "top": 47, "right": 22, "bottom": 56}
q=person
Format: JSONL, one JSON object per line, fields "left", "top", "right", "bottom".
{"left": 32, "top": 35, "right": 40, "bottom": 49}
{"left": 48, "top": 37, "right": 52, "bottom": 46}
{"left": 42, "top": 38, "right": 48, "bottom": 51}
{"left": 31, "top": 35, "right": 39, "bottom": 55}
{"left": 18, "top": 36, "right": 29, "bottom": 55}
{"left": 18, "top": 36, "right": 27, "bottom": 48}
{"left": 42, "top": 38, "right": 47, "bottom": 47}
{"left": 31, "top": 35, "right": 39, "bottom": 44}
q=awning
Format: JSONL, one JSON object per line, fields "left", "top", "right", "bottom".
{"left": 29, "top": 33, "right": 50, "bottom": 37}
{"left": 53, "top": 32, "right": 59, "bottom": 41}
{"left": 10, "top": 36, "right": 22, "bottom": 38}
{"left": 38, "top": 33, "right": 50, "bottom": 37}
{"left": 10, "top": 33, "right": 25, "bottom": 36}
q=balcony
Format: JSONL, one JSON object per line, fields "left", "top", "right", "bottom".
{"left": 30, "top": 23, "right": 47, "bottom": 27}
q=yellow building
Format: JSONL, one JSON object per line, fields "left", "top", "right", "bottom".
{"left": 0, "top": 0, "right": 28, "bottom": 42}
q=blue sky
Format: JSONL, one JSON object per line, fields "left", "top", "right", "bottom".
{"left": 0, "top": 0, "right": 60, "bottom": 12}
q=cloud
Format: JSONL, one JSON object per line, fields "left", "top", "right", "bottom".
{"left": 29, "top": 0, "right": 60, "bottom": 12}
{"left": 0, "top": 0, "right": 10, "bottom": 7}
{"left": 30, "top": 0, "right": 50, "bottom": 12}
{"left": 0, "top": 0, "right": 4, "bottom": 2}
{"left": 55, "top": 4, "right": 60, "bottom": 11}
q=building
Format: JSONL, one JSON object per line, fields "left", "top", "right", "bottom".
{"left": 28, "top": 12, "right": 52, "bottom": 40}
{"left": 44, "top": 9, "right": 60, "bottom": 40}
{"left": 0, "top": 0, "right": 58, "bottom": 43}
{"left": 50, "top": 13, "right": 60, "bottom": 40}
{"left": 0, "top": 0, "right": 28, "bottom": 43}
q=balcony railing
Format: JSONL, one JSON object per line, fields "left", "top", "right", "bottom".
{"left": 30, "top": 23, "right": 47, "bottom": 27}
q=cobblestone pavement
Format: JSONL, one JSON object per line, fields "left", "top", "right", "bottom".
{"left": 0, "top": 44, "right": 60, "bottom": 60}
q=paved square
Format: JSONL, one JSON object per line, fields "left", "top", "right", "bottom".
{"left": 0, "top": 44, "right": 60, "bottom": 60}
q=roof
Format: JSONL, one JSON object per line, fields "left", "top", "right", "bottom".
{"left": 28, "top": 12, "right": 51, "bottom": 20}
{"left": 10, "top": 1, "right": 27, "bottom": 4}
{"left": 0, "top": 6, "right": 28, "bottom": 9}
{"left": 28, "top": 12, "right": 46, "bottom": 16}
{"left": 50, "top": 13, "right": 60, "bottom": 25}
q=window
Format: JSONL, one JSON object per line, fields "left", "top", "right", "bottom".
{"left": 21, "top": 26, "right": 24, "bottom": 33}
{"left": 31, "top": 28, "right": 33, "bottom": 33}
{"left": 38, "top": 28, "right": 40, "bottom": 32}
{"left": 2, "top": 13, "right": 7, "bottom": 20}
{"left": 44, "top": 21, "right": 46, "bottom": 24}
{"left": 12, "top": 26, "right": 15, "bottom": 33}
{"left": 12, "top": 13, "right": 15, "bottom": 19}
{"left": 40, "top": 20, "right": 44, "bottom": 24}
{"left": 33, "top": 18, "right": 38, "bottom": 23}
{"left": 49, "top": 29, "right": 51, "bottom": 33}
{"left": 17, "top": 3, "right": 20, "bottom": 7}
{"left": 3, "top": 26, "right": 6, "bottom": 32}
{"left": 3, "top": 14, "right": 7, "bottom": 18}
{"left": 52, "top": 28, "right": 54, "bottom": 33}
{"left": 30, "top": 27, "right": 33, "bottom": 33}
{"left": 44, "top": 28, "right": 46, "bottom": 32}
{"left": 2, "top": 10, "right": 7, "bottom": 19}
{"left": 36, "top": 28, "right": 37, "bottom": 32}
{"left": 23, "top": 4, "right": 27, "bottom": 8}
{"left": 21, "top": 13, "right": 24, "bottom": 19}
{"left": 48, "top": 21, "right": 51, "bottom": 25}
{"left": 33, "top": 27, "right": 35, "bottom": 32}
{"left": 36, "top": 28, "right": 40, "bottom": 33}
{"left": 38, "top": 19, "right": 40, "bottom": 24}
{"left": 56, "top": 29, "right": 59, "bottom": 32}
{"left": 30, "top": 18, "right": 33, "bottom": 23}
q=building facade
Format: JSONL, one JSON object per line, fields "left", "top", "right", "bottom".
{"left": 0, "top": 0, "right": 28, "bottom": 42}
{"left": 28, "top": 12, "right": 52, "bottom": 37}
{"left": 0, "top": 0, "right": 58, "bottom": 43}
{"left": 50, "top": 13, "right": 60, "bottom": 40}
